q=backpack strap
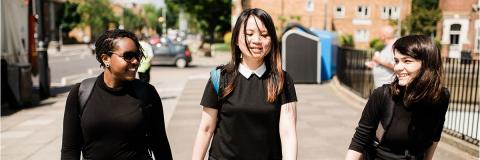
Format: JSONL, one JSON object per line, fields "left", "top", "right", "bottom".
{"left": 210, "top": 67, "right": 222, "bottom": 95}
{"left": 78, "top": 78, "right": 96, "bottom": 116}
{"left": 375, "top": 86, "right": 395, "bottom": 143}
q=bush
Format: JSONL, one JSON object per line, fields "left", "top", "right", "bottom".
{"left": 223, "top": 32, "right": 232, "bottom": 45}
{"left": 339, "top": 34, "right": 354, "bottom": 48}
{"left": 369, "top": 38, "right": 385, "bottom": 52}
{"left": 212, "top": 43, "right": 231, "bottom": 52}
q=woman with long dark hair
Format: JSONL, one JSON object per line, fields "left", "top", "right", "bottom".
{"left": 192, "top": 8, "right": 298, "bottom": 160}
{"left": 346, "top": 35, "right": 450, "bottom": 160}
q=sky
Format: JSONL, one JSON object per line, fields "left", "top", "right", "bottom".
{"left": 111, "top": 0, "right": 165, "bottom": 8}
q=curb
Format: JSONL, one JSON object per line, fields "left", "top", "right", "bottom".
{"left": 329, "top": 76, "right": 479, "bottom": 158}
{"left": 329, "top": 76, "right": 367, "bottom": 110}
{"left": 440, "top": 132, "right": 479, "bottom": 158}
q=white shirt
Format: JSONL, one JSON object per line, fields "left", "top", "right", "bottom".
{"left": 372, "top": 40, "right": 395, "bottom": 88}
{"left": 238, "top": 63, "right": 267, "bottom": 79}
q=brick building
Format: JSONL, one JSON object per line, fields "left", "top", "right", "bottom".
{"left": 437, "top": 0, "right": 480, "bottom": 59}
{"left": 233, "top": 0, "right": 411, "bottom": 49}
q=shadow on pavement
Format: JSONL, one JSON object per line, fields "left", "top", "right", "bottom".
{"left": 1, "top": 84, "right": 74, "bottom": 116}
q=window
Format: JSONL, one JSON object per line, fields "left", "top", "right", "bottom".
{"left": 334, "top": 5, "right": 345, "bottom": 18}
{"left": 449, "top": 24, "right": 462, "bottom": 44}
{"left": 381, "top": 6, "right": 399, "bottom": 19}
{"left": 355, "top": 29, "right": 369, "bottom": 42}
{"left": 356, "top": 5, "right": 369, "bottom": 18}
{"left": 476, "top": 24, "right": 480, "bottom": 52}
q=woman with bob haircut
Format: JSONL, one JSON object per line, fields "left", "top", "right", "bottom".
{"left": 192, "top": 8, "right": 298, "bottom": 160}
{"left": 346, "top": 35, "right": 450, "bottom": 160}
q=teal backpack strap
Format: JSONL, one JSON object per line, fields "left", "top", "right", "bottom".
{"left": 78, "top": 77, "right": 96, "bottom": 116}
{"left": 210, "top": 67, "right": 221, "bottom": 95}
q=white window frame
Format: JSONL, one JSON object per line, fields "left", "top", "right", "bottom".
{"left": 355, "top": 29, "right": 369, "bottom": 42}
{"left": 334, "top": 5, "right": 345, "bottom": 19}
{"left": 356, "top": 5, "right": 369, "bottom": 18}
{"left": 381, "top": 6, "right": 399, "bottom": 19}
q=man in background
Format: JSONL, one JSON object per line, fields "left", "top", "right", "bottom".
{"left": 138, "top": 35, "right": 154, "bottom": 83}
{"left": 366, "top": 25, "right": 396, "bottom": 89}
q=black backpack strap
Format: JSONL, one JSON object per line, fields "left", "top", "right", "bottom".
{"left": 376, "top": 86, "right": 395, "bottom": 142}
{"left": 78, "top": 78, "right": 96, "bottom": 116}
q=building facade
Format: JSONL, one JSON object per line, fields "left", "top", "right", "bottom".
{"left": 233, "top": 0, "right": 411, "bottom": 49}
{"left": 437, "top": 0, "right": 480, "bottom": 59}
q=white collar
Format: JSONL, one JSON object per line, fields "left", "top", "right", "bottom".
{"left": 238, "top": 63, "right": 267, "bottom": 79}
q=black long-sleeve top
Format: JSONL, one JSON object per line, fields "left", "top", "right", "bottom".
{"left": 61, "top": 73, "right": 172, "bottom": 160}
{"left": 349, "top": 85, "right": 449, "bottom": 156}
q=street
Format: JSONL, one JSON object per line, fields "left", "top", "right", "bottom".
{"left": 1, "top": 45, "right": 476, "bottom": 159}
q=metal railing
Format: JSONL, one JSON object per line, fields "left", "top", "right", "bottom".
{"left": 443, "top": 58, "right": 479, "bottom": 145}
{"left": 336, "top": 46, "right": 374, "bottom": 99}
{"left": 336, "top": 46, "right": 480, "bottom": 145}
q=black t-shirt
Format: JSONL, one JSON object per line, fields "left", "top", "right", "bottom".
{"left": 348, "top": 85, "right": 449, "bottom": 156}
{"left": 200, "top": 71, "right": 297, "bottom": 160}
{"left": 61, "top": 74, "right": 172, "bottom": 160}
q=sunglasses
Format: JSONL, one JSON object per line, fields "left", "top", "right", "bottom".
{"left": 109, "top": 51, "right": 142, "bottom": 62}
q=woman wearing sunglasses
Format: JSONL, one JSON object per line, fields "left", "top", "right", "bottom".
{"left": 61, "top": 29, "right": 172, "bottom": 160}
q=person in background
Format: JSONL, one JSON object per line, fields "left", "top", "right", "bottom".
{"left": 366, "top": 25, "right": 397, "bottom": 89}
{"left": 192, "top": 8, "right": 298, "bottom": 160}
{"left": 346, "top": 35, "right": 450, "bottom": 160}
{"left": 61, "top": 29, "right": 172, "bottom": 160}
{"left": 138, "top": 34, "right": 154, "bottom": 83}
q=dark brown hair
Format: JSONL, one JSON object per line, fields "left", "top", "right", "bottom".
{"left": 222, "top": 8, "right": 284, "bottom": 103}
{"left": 390, "top": 35, "right": 443, "bottom": 106}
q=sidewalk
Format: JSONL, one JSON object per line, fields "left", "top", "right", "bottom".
{"left": 167, "top": 78, "right": 477, "bottom": 159}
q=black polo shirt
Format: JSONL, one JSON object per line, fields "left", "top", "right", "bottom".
{"left": 200, "top": 71, "right": 297, "bottom": 160}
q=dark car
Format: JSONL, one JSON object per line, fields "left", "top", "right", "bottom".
{"left": 151, "top": 43, "right": 192, "bottom": 68}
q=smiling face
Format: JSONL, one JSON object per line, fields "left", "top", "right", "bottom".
{"left": 102, "top": 37, "right": 140, "bottom": 82}
{"left": 237, "top": 15, "right": 272, "bottom": 62}
{"left": 393, "top": 50, "right": 422, "bottom": 86}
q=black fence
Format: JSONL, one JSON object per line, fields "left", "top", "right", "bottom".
{"left": 443, "top": 58, "right": 479, "bottom": 145}
{"left": 336, "top": 47, "right": 374, "bottom": 99}
{"left": 336, "top": 46, "right": 480, "bottom": 145}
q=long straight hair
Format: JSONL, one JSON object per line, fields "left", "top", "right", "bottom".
{"left": 390, "top": 35, "right": 444, "bottom": 106}
{"left": 222, "top": 8, "right": 284, "bottom": 103}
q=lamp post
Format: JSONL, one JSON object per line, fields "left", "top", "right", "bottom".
{"left": 36, "top": 0, "right": 50, "bottom": 99}
{"left": 158, "top": 16, "right": 165, "bottom": 36}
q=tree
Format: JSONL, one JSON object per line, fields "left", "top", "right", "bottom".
{"left": 73, "top": 0, "right": 119, "bottom": 40}
{"left": 171, "top": 1, "right": 230, "bottom": 39}
{"left": 402, "top": 0, "right": 442, "bottom": 36}
{"left": 171, "top": 0, "right": 231, "bottom": 56}
{"left": 123, "top": 8, "right": 143, "bottom": 32}
{"left": 142, "top": 4, "right": 161, "bottom": 34}
{"left": 60, "top": 1, "right": 80, "bottom": 33}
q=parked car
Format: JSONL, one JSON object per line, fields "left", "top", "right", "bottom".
{"left": 151, "top": 43, "right": 192, "bottom": 68}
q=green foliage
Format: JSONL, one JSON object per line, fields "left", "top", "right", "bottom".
{"left": 369, "top": 38, "right": 385, "bottom": 52}
{"left": 171, "top": 0, "right": 231, "bottom": 42}
{"left": 165, "top": 2, "right": 180, "bottom": 30}
{"left": 402, "top": 0, "right": 441, "bottom": 36}
{"left": 212, "top": 43, "right": 231, "bottom": 52}
{"left": 123, "top": 8, "right": 143, "bottom": 32}
{"left": 223, "top": 32, "right": 232, "bottom": 45}
{"left": 413, "top": 0, "right": 439, "bottom": 9}
{"left": 60, "top": 1, "right": 80, "bottom": 32}
{"left": 339, "top": 34, "right": 354, "bottom": 48}
{"left": 143, "top": 4, "right": 160, "bottom": 31}
{"left": 75, "top": 0, "right": 119, "bottom": 39}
